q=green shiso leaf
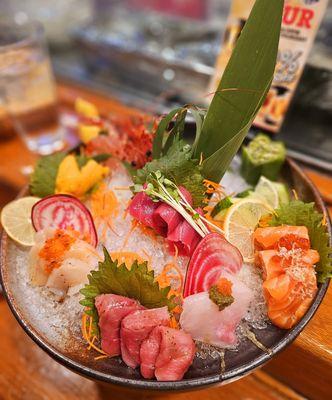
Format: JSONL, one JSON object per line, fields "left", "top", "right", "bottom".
{"left": 134, "top": 138, "right": 206, "bottom": 208}
{"left": 269, "top": 201, "right": 332, "bottom": 283}
{"left": 29, "top": 152, "right": 66, "bottom": 197}
{"left": 79, "top": 247, "right": 177, "bottom": 336}
{"left": 194, "top": 0, "right": 284, "bottom": 182}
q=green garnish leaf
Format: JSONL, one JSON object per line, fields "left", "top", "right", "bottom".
{"left": 236, "top": 189, "right": 253, "bottom": 199}
{"left": 211, "top": 197, "right": 233, "bottom": 218}
{"left": 152, "top": 107, "right": 184, "bottom": 159}
{"left": 269, "top": 201, "right": 332, "bottom": 283}
{"left": 153, "top": 105, "right": 206, "bottom": 159}
{"left": 92, "top": 153, "right": 112, "bottom": 163}
{"left": 30, "top": 152, "right": 66, "bottom": 197}
{"left": 75, "top": 153, "right": 90, "bottom": 168}
{"left": 134, "top": 138, "right": 206, "bottom": 208}
{"left": 209, "top": 285, "right": 234, "bottom": 311}
{"left": 80, "top": 247, "right": 177, "bottom": 336}
{"left": 193, "top": 0, "right": 284, "bottom": 182}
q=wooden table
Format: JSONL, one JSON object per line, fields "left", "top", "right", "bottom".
{"left": 0, "top": 81, "right": 331, "bottom": 400}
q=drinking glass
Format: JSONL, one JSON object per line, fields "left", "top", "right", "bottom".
{"left": 0, "top": 18, "right": 64, "bottom": 155}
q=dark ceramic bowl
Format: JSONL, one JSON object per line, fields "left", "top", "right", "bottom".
{"left": 0, "top": 158, "right": 330, "bottom": 392}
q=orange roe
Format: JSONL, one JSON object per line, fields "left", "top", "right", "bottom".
{"left": 275, "top": 234, "right": 310, "bottom": 251}
{"left": 216, "top": 277, "right": 233, "bottom": 296}
{"left": 38, "top": 229, "right": 76, "bottom": 274}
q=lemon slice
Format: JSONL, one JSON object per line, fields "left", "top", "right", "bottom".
{"left": 252, "top": 176, "right": 279, "bottom": 209}
{"left": 1, "top": 196, "right": 41, "bottom": 246}
{"left": 223, "top": 198, "right": 273, "bottom": 263}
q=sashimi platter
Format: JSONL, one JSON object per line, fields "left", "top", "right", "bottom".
{"left": 1, "top": 0, "right": 331, "bottom": 390}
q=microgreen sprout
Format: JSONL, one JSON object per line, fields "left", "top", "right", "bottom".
{"left": 140, "top": 171, "right": 224, "bottom": 237}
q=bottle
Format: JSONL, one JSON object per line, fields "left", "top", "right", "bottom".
{"left": 208, "top": 0, "right": 329, "bottom": 133}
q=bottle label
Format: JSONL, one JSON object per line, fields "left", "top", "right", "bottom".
{"left": 254, "top": 0, "right": 328, "bottom": 132}
{"left": 209, "top": 0, "right": 329, "bottom": 133}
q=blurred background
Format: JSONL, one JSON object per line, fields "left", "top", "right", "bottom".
{"left": 0, "top": 0, "right": 331, "bottom": 169}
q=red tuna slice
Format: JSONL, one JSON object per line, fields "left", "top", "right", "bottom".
{"left": 95, "top": 294, "right": 143, "bottom": 357}
{"left": 120, "top": 307, "right": 170, "bottom": 369}
{"left": 140, "top": 326, "right": 195, "bottom": 381}
{"left": 167, "top": 218, "right": 201, "bottom": 257}
{"left": 178, "top": 186, "right": 193, "bottom": 206}
{"left": 166, "top": 207, "right": 205, "bottom": 256}
{"left": 183, "top": 233, "right": 243, "bottom": 298}
{"left": 152, "top": 186, "right": 193, "bottom": 237}
{"left": 31, "top": 194, "right": 98, "bottom": 247}
{"left": 128, "top": 192, "right": 161, "bottom": 231}
{"left": 152, "top": 204, "right": 182, "bottom": 237}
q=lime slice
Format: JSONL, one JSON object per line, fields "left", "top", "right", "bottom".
{"left": 1, "top": 197, "right": 41, "bottom": 246}
{"left": 253, "top": 176, "right": 279, "bottom": 209}
{"left": 223, "top": 198, "right": 273, "bottom": 262}
{"left": 273, "top": 182, "right": 290, "bottom": 205}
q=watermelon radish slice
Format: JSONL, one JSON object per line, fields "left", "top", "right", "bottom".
{"left": 183, "top": 233, "right": 243, "bottom": 298}
{"left": 31, "top": 194, "right": 98, "bottom": 247}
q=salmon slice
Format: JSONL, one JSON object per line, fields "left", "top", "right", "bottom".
{"left": 263, "top": 274, "right": 292, "bottom": 301}
{"left": 254, "top": 225, "right": 318, "bottom": 330}
{"left": 257, "top": 250, "right": 284, "bottom": 280}
{"left": 254, "top": 226, "right": 309, "bottom": 250}
{"left": 258, "top": 248, "right": 319, "bottom": 282}
{"left": 266, "top": 267, "right": 317, "bottom": 329}
{"left": 302, "top": 249, "right": 320, "bottom": 266}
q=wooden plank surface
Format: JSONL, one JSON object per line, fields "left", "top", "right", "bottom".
{"left": 0, "top": 81, "right": 331, "bottom": 399}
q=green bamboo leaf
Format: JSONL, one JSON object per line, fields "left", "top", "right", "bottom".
{"left": 202, "top": 77, "right": 272, "bottom": 181}
{"left": 152, "top": 107, "right": 183, "bottom": 158}
{"left": 187, "top": 106, "right": 206, "bottom": 150}
{"left": 194, "top": 0, "right": 284, "bottom": 181}
{"left": 162, "top": 108, "right": 188, "bottom": 155}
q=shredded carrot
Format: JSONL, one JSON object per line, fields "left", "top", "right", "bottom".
{"left": 88, "top": 335, "right": 96, "bottom": 351}
{"left": 100, "top": 220, "right": 108, "bottom": 243}
{"left": 203, "top": 179, "right": 222, "bottom": 191}
{"left": 141, "top": 249, "right": 152, "bottom": 265}
{"left": 157, "top": 262, "right": 184, "bottom": 293}
{"left": 170, "top": 316, "right": 179, "bottom": 330}
{"left": 259, "top": 214, "right": 273, "bottom": 228}
{"left": 95, "top": 355, "right": 109, "bottom": 361}
{"left": 203, "top": 180, "right": 225, "bottom": 205}
{"left": 91, "top": 183, "right": 119, "bottom": 220}
{"left": 81, "top": 312, "right": 107, "bottom": 356}
{"left": 122, "top": 221, "right": 138, "bottom": 248}
{"left": 204, "top": 212, "right": 224, "bottom": 232}
{"left": 90, "top": 183, "right": 122, "bottom": 241}
{"left": 110, "top": 251, "right": 145, "bottom": 267}
{"left": 123, "top": 209, "right": 129, "bottom": 220}
{"left": 106, "top": 220, "right": 120, "bottom": 237}
{"left": 135, "top": 220, "right": 158, "bottom": 241}
{"left": 81, "top": 313, "right": 88, "bottom": 341}
{"left": 322, "top": 213, "right": 327, "bottom": 226}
